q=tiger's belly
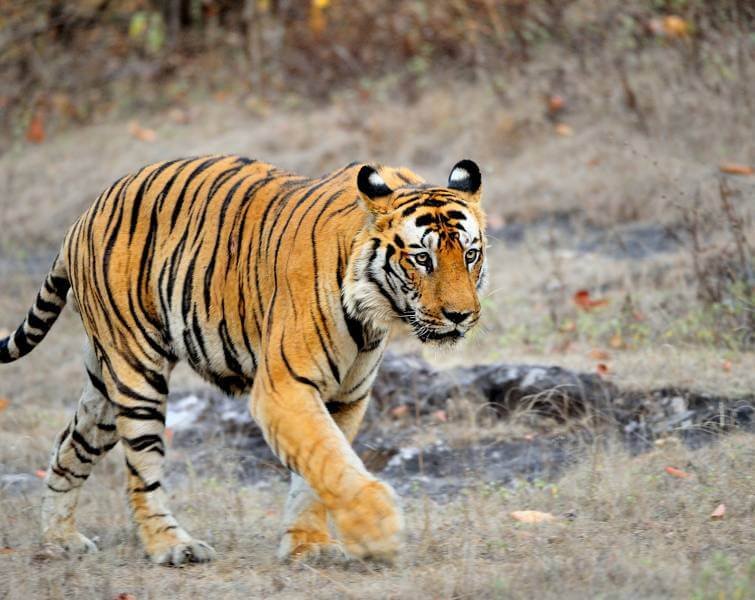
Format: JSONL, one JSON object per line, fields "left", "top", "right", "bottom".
{"left": 166, "top": 310, "right": 259, "bottom": 397}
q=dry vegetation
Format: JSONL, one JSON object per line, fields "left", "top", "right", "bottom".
{"left": 1, "top": 429, "right": 752, "bottom": 598}
{"left": 0, "top": 0, "right": 754, "bottom": 598}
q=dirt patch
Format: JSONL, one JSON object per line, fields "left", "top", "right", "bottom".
{"left": 127, "top": 352, "right": 754, "bottom": 504}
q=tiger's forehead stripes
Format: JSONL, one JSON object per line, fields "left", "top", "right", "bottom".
{"left": 396, "top": 204, "right": 479, "bottom": 251}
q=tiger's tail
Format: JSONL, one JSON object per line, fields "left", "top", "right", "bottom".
{"left": 0, "top": 254, "right": 70, "bottom": 363}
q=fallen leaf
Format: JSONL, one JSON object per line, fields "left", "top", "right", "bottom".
{"left": 164, "top": 427, "right": 174, "bottom": 446}
{"left": 665, "top": 466, "right": 690, "bottom": 479}
{"left": 596, "top": 363, "right": 610, "bottom": 376}
{"left": 573, "top": 289, "right": 609, "bottom": 311}
{"left": 26, "top": 111, "right": 46, "bottom": 143}
{"left": 719, "top": 163, "right": 753, "bottom": 176}
{"left": 721, "top": 360, "right": 732, "bottom": 373}
{"left": 0, "top": 547, "right": 15, "bottom": 555}
{"left": 511, "top": 510, "right": 556, "bottom": 524}
{"left": 587, "top": 157, "right": 602, "bottom": 167}
{"left": 663, "top": 15, "right": 690, "bottom": 38}
{"left": 554, "top": 123, "right": 573, "bottom": 137}
{"left": 390, "top": 404, "right": 409, "bottom": 418}
{"left": 35, "top": 469, "right": 46, "bottom": 479}
{"left": 547, "top": 94, "right": 566, "bottom": 115}
{"left": 128, "top": 121, "right": 157, "bottom": 142}
{"left": 167, "top": 107, "right": 190, "bottom": 124}
{"left": 432, "top": 409, "right": 447, "bottom": 423}
{"left": 710, "top": 503, "right": 726, "bottom": 520}
{"left": 589, "top": 348, "right": 610, "bottom": 361}
{"left": 560, "top": 319, "right": 576, "bottom": 333}
{"left": 609, "top": 333, "right": 625, "bottom": 349}
{"left": 0, "top": 397, "right": 9, "bottom": 412}
{"left": 113, "top": 594, "right": 137, "bottom": 600}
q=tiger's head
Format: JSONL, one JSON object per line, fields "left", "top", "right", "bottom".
{"left": 345, "top": 160, "right": 487, "bottom": 345}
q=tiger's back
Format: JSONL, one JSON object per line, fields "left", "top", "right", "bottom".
{"left": 66, "top": 155, "right": 377, "bottom": 396}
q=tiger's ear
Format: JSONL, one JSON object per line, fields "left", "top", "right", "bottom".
{"left": 447, "top": 159, "right": 482, "bottom": 202}
{"left": 357, "top": 165, "right": 394, "bottom": 214}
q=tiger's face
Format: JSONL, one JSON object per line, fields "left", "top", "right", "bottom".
{"left": 346, "top": 160, "right": 487, "bottom": 345}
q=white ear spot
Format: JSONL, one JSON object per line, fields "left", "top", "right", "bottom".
{"left": 369, "top": 172, "right": 387, "bottom": 187}
{"left": 450, "top": 167, "right": 469, "bottom": 183}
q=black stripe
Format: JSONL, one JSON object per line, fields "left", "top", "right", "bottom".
{"left": 280, "top": 344, "right": 321, "bottom": 393}
{"left": 72, "top": 430, "right": 102, "bottom": 456}
{"left": 124, "top": 434, "right": 165, "bottom": 454}
{"left": 133, "top": 480, "right": 161, "bottom": 493}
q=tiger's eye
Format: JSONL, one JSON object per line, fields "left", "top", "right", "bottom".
{"left": 415, "top": 252, "right": 431, "bottom": 266}
{"left": 465, "top": 249, "right": 479, "bottom": 264}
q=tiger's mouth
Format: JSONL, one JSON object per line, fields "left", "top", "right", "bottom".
{"left": 410, "top": 318, "right": 465, "bottom": 345}
{"left": 416, "top": 328, "right": 463, "bottom": 345}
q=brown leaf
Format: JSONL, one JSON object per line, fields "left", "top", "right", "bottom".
{"left": 432, "top": 409, "right": 447, "bottom": 423}
{"left": 35, "top": 469, "right": 46, "bottom": 479}
{"left": 554, "top": 123, "right": 573, "bottom": 137}
{"left": 596, "top": 363, "right": 610, "bottom": 376}
{"left": 721, "top": 360, "right": 732, "bottom": 373}
{"left": 663, "top": 15, "right": 690, "bottom": 38}
{"left": 588, "top": 348, "right": 610, "bottom": 361}
{"left": 609, "top": 333, "right": 625, "bottom": 349}
{"left": 573, "top": 289, "right": 609, "bottom": 311}
{"left": 167, "top": 107, "right": 190, "bottom": 125}
{"left": 719, "top": 163, "right": 754, "bottom": 176}
{"left": 0, "top": 547, "right": 15, "bottom": 555}
{"left": 26, "top": 111, "right": 46, "bottom": 144}
{"left": 0, "top": 397, "right": 9, "bottom": 412}
{"left": 511, "top": 510, "right": 556, "bottom": 524}
{"left": 113, "top": 594, "right": 137, "bottom": 600}
{"left": 128, "top": 121, "right": 157, "bottom": 142}
{"left": 710, "top": 503, "right": 726, "bottom": 520}
{"left": 547, "top": 94, "right": 566, "bottom": 116}
{"left": 665, "top": 466, "right": 690, "bottom": 479}
{"left": 390, "top": 404, "right": 409, "bottom": 418}
{"left": 560, "top": 319, "right": 576, "bottom": 333}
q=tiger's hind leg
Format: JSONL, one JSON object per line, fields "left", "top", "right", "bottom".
{"left": 277, "top": 397, "right": 369, "bottom": 562}
{"left": 41, "top": 342, "right": 119, "bottom": 554}
{"left": 101, "top": 350, "right": 215, "bottom": 566}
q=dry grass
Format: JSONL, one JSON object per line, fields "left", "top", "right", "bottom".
{"left": 0, "top": 426, "right": 752, "bottom": 599}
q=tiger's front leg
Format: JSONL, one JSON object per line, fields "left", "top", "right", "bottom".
{"left": 250, "top": 377, "right": 403, "bottom": 562}
{"left": 277, "top": 398, "right": 370, "bottom": 562}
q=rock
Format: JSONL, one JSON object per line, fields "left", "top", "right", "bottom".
{"left": 0, "top": 473, "right": 40, "bottom": 495}
{"left": 163, "top": 352, "right": 753, "bottom": 497}
{"left": 371, "top": 352, "right": 617, "bottom": 420}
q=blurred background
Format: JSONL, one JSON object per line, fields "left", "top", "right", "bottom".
{"left": 1, "top": 0, "right": 752, "bottom": 372}
{"left": 0, "top": 2, "right": 753, "bottom": 597}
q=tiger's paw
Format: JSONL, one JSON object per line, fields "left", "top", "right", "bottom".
{"left": 330, "top": 480, "right": 403, "bottom": 563}
{"left": 149, "top": 538, "right": 216, "bottom": 566}
{"left": 43, "top": 531, "right": 98, "bottom": 556}
{"left": 278, "top": 529, "right": 346, "bottom": 564}
{"left": 145, "top": 529, "right": 216, "bottom": 566}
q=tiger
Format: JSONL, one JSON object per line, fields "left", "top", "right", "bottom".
{"left": 0, "top": 155, "right": 487, "bottom": 566}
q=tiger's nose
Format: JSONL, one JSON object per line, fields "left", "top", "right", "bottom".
{"left": 442, "top": 309, "right": 472, "bottom": 324}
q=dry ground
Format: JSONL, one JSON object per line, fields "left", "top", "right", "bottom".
{"left": 1, "top": 432, "right": 753, "bottom": 599}
{"left": 0, "top": 47, "right": 753, "bottom": 598}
